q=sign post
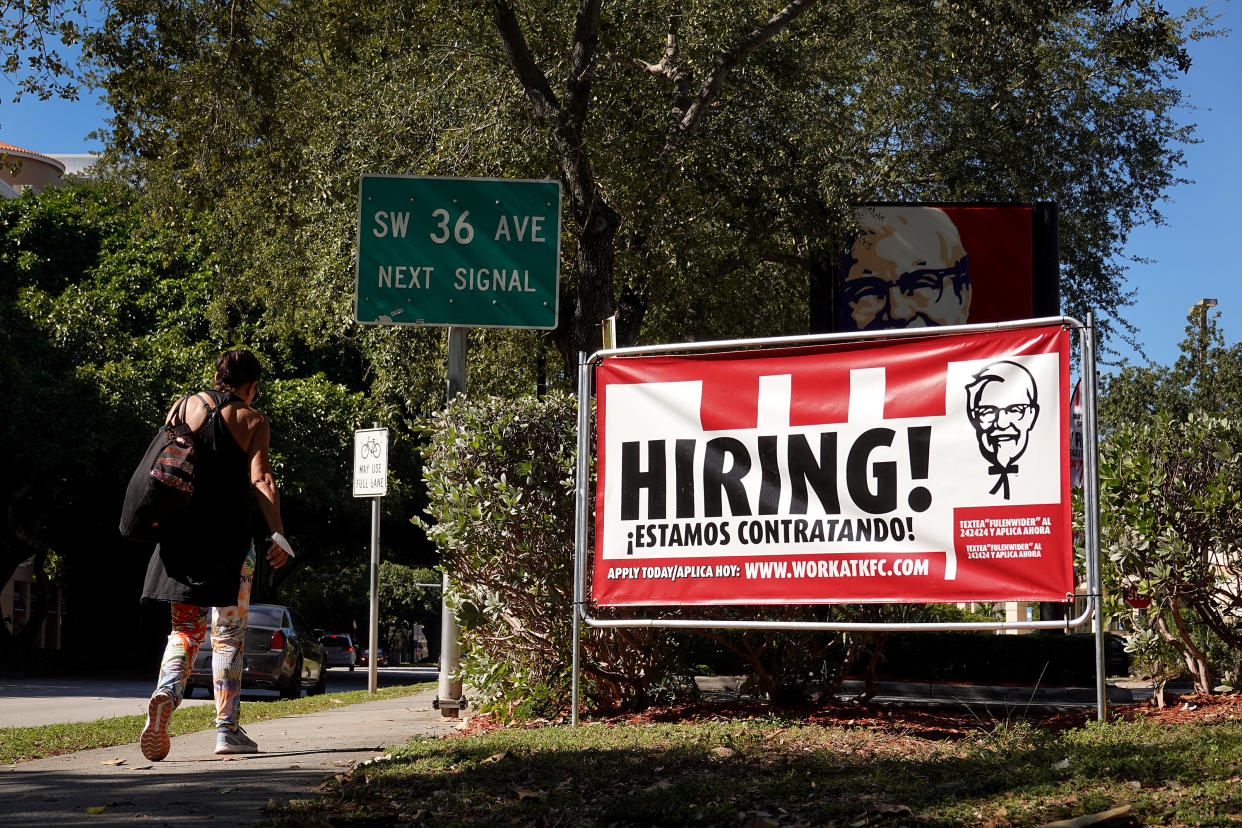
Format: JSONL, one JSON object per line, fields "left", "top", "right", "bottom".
{"left": 435, "top": 328, "right": 466, "bottom": 718}
{"left": 353, "top": 425, "right": 389, "bottom": 694}
{"left": 355, "top": 173, "right": 561, "bottom": 718}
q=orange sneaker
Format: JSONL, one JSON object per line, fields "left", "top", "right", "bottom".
{"left": 140, "top": 691, "right": 174, "bottom": 761}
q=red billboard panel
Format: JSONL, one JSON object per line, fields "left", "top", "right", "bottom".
{"left": 830, "top": 203, "right": 1059, "bottom": 333}
{"left": 593, "top": 325, "right": 1073, "bottom": 606}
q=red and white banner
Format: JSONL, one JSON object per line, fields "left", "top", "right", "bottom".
{"left": 593, "top": 325, "right": 1074, "bottom": 606}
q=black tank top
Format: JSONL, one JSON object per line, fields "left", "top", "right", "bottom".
{"left": 140, "top": 390, "right": 256, "bottom": 606}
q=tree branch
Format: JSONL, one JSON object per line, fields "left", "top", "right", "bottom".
{"left": 763, "top": 252, "right": 812, "bottom": 271}
{"left": 489, "top": 0, "right": 560, "bottom": 125}
{"left": 601, "top": 13, "right": 684, "bottom": 82}
{"left": 602, "top": 52, "right": 674, "bottom": 79}
{"left": 565, "top": 0, "right": 605, "bottom": 129}
{"left": 675, "top": 0, "right": 820, "bottom": 138}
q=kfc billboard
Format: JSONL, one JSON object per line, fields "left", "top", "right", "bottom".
{"left": 823, "top": 203, "right": 1059, "bottom": 334}
{"left": 593, "top": 325, "right": 1073, "bottom": 606}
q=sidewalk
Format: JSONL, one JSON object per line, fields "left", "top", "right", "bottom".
{"left": 0, "top": 686, "right": 467, "bottom": 827}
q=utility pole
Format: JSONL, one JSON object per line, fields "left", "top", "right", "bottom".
{"left": 1191, "top": 298, "right": 1218, "bottom": 405}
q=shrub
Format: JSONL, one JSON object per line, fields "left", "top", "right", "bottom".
{"left": 417, "top": 392, "right": 687, "bottom": 719}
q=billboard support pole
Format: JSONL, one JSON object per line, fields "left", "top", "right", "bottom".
{"left": 436, "top": 327, "right": 467, "bottom": 718}
{"left": 572, "top": 352, "right": 591, "bottom": 726}
{"left": 1083, "top": 312, "right": 1107, "bottom": 722}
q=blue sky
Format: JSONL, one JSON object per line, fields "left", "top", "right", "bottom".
{"left": 1, "top": 2, "right": 1237, "bottom": 369}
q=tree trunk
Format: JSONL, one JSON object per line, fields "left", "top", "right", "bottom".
{"left": 1169, "top": 598, "right": 1214, "bottom": 693}
{"left": 568, "top": 196, "right": 620, "bottom": 364}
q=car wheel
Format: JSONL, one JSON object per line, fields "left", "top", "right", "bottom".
{"left": 349, "top": 664, "right": 355, "bottom": 672}
{"left": 184, "top": 683, "right": 196, "bottom": 700}
{"left": 309, "top": 666, "right": 327, "bottom": 696}
{"left": 280, "top": 658, "right": 303, "bottom": 700}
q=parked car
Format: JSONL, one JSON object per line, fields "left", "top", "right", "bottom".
{"left": 320, "top": 633, "right": 357, "bottom": 671}
{"left": 411, "top": 624, "right": 429, "bottom": 663}
{"left": 358, "top": 647, "right": 388, "bottom": 667}
{"left": 185, "top": 604, "right": 327, "bottom": 699}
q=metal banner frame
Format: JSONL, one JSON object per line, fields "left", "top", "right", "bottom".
{"left": 571, "top": 314, "right": 1104, "bottom": 723}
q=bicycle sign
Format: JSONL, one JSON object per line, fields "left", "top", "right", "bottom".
{"left": 352, "top": 428, "right": 389, "bottom": 498}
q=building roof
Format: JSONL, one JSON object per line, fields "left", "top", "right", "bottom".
{"left": 0, "top": 141, "right": 68, "bottom": 175}
{"left": 54, "top": 154, "right": 99, "bottom": 175}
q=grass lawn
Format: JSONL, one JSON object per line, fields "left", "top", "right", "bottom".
{"left": 0, "top": 682, "right": 433, "bottom": 764}
{"left": 267, "top": 700, "right": 1242, "bottom": 827}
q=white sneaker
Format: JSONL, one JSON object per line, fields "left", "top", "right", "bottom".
{"left": 214, "top": 725, "right": 258, "bottom": 755}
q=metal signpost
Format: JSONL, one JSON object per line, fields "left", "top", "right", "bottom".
{"left": 435, "top": 329, "right": 466, "bottom": 718}
{"left": 355, "top": 175, "right": 561, "bottom": 329}
{"left": 355, "top": 173, "right": 562, "bottom": 717}
{"left": 353, "top": 425, "right": 388, "bottom": 693}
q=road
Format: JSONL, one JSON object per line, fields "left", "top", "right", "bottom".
{"left": 0, "top": 666, "right": 439, "bottom": 728}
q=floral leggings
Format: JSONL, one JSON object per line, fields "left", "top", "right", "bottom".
{"left": 153, "top": 545, "right": 256, "bottom": 732}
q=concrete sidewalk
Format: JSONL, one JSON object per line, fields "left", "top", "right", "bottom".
{"left": 0, "top": 686, "right": 467, "bottom": 827}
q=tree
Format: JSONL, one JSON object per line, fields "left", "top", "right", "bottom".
{"left": 77, "top": 0, "right": 1212, "bottom": 379}
{"left": 1100, "top": 309, "right": 1242, "bottom": 431}
{"left": 0, "top": 0, "right": 90, "bottom": 124}
{"left": 1096, "top": 311, "right": 1242, "bottom": 694}
{"left": 0, "top": 182, "right": 429, "bottom": 660}
{"left": 1096, "top": 413, "right": 1242, "bottom": 693}
{"left": 377, "top": 562, "right": 439, "bottom": 662}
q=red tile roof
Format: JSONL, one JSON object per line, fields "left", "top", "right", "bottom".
{"left": 0, "top": 141, "right": 67, "bottom": 171}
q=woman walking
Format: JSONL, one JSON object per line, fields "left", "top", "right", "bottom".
{"left": 138, "top": 349, "right": 294, "bottom": 760}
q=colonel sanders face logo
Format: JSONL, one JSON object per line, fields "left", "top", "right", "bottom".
{"left": 965, "top": 360, "right": 1040, "bottom": 499}
{"left": 841, "top": 207, "right": 972, "bottom": 331}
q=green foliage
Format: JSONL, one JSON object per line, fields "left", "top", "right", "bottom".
{"left": 1095, "top": 413, "right": 1242, "bottom": 692}
{"left": 0, "top": 181, "right": 215, "bottom": 649}
{"left": 1101, "top": 309, "right": 1242, "bottom": 430}
{"left": 0, "top": 181, "right": 432, "bottom": 657}
{"left": 1096, "top": 312, "right": 1242, "bottom": 693}
{"left": 75, "top": 0, "right": 1214, "bottom": 368}
{"left": 417, "top": 392, "right": 683, "bottom": 718}
{"left": 0, "top": 0, "right": 89, "bottom": 118}
{"left": 377, "top": 561, "right": 440, "bottom": 648}
{"left": 417, "top": 391, "right": 577, "bottom": 718}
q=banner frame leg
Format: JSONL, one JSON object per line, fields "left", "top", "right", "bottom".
{"left": 571, "top": 352, "right": 591, "bottom": 726}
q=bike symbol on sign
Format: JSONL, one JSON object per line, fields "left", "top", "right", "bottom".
{"left": 361, "top": 437, "right": 382, "bottom": 460}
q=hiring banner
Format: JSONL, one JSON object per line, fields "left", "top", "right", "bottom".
{"left": 593, "top": 325, "right": 1073, "bottom": 606}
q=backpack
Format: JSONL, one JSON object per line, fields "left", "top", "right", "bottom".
{"left": 118, "top": 394, "right": 218, "bottom": 544}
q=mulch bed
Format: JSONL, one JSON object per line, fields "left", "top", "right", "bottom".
{"left": 453, "top": 692, "right": 1242, "bottom": 740}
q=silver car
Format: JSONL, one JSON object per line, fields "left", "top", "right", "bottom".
{"left": 185, "top": 604, "right": 327, "bottom": 699}
{"left": 320, "top": 634, "right": 357, "bottom": 670}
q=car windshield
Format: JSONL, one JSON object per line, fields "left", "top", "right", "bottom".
{"left": 323, "top": 636, "right": 350, "bottom": 646}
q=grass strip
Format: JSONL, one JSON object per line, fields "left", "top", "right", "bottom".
{"left": 269, "top": 716, "right": 1242, "bottom": 827}
{"left": 0, "top": 682, "right": 433, "bottom": 764}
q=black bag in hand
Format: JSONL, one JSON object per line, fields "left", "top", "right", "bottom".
{"left": 119, "top": 395, "right": 215, "bottom": 543}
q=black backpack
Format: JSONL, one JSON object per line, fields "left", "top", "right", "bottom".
{"left": 118, "top": 394, "right": 218, "bottom": 544}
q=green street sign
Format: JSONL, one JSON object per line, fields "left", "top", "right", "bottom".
{"left": 355, "top": 175, "right": 561, "bottom": 329}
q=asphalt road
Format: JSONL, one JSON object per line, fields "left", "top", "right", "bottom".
{"left": 0, "top": 666, "right": 439, "bottom": 728}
